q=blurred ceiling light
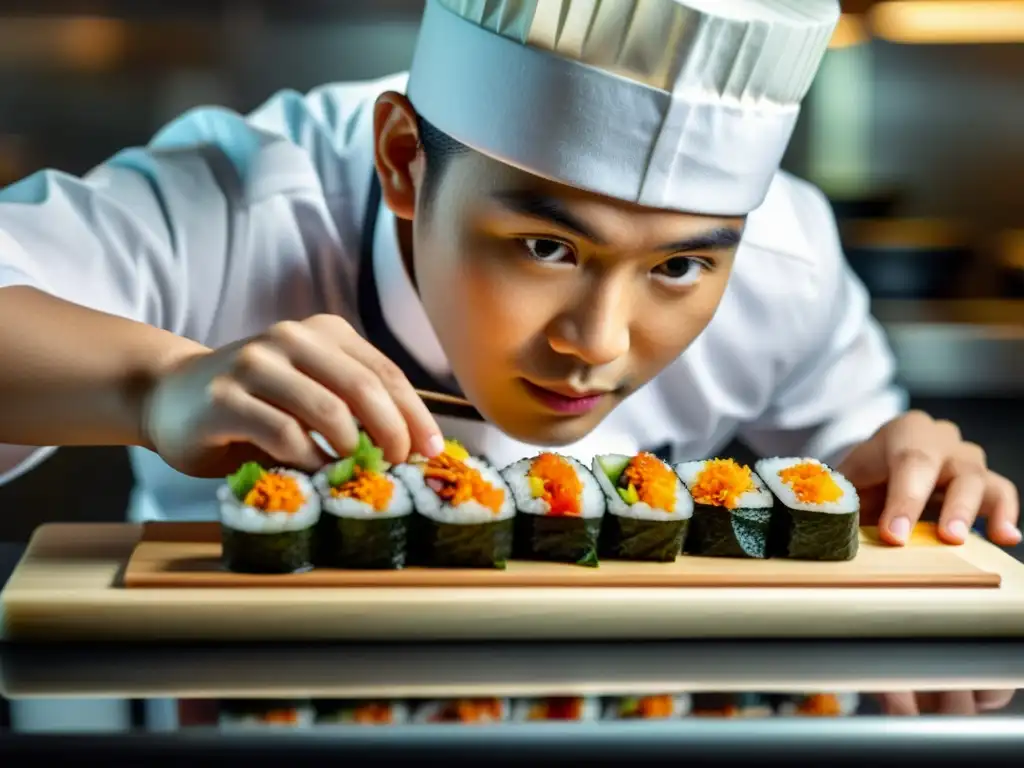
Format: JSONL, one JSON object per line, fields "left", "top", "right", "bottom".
{"left": 829, "top": 14, "right": 869, "bottom": 49}
{"left": 871, "top": 1, "right": 1024, "bottom": 44}
{"left": 55, "top": 17, "right": 127, "bottom": 72}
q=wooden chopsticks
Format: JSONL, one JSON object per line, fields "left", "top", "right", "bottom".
{"left": 414, "top": 388, "right": 485, "bottom": 422}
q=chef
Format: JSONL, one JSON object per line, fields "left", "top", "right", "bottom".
{"left": 0, "top": 0, "right": 1017, "bottom": 548}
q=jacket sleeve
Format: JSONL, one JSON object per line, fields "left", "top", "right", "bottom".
{"left": 0, "top": 82, "right": 369, "bottom": 484}
{"left": 736, "top": 184, "right": 909, "bottom": 465}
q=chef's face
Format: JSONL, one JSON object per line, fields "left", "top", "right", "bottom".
{"left": 374, "top": 93, "right": 743, "bottom": 447}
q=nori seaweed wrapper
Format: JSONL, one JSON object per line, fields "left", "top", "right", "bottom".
{"left": 412, "top": 515, "right": 514, "bottom": 569}
{"left": 221, "top": 525, "right": 314, "bottom": 574}
{"left": 773, "top": 507, "right": 859, "bottom": 561}
{"left": 685, "top": 506, "right": 772, "bottom": 559}
{"left": 514, "top": 514, "right": 601, "bottom": 567}
{"left": 600, "top": 515, "right": 689, "bottom": 562}
{"left": 315, "top": 515, "right": 408, "bottom": 570}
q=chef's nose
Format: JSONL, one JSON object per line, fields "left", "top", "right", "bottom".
{"left": 546, "top": 278, "right": 631, "bottom": 367}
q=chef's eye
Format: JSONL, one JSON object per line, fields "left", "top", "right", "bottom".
{"left": 521, "top": 238, "right": 576, "bottom": 266}
{"left": 651, "top": 256, "right": 708, "bottom": 287}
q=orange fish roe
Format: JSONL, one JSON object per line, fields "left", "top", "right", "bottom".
{"left": 438, "top": 699, "right": 504, "bottom": 723}
{"left": 778, "top": 462, "right": 844, "bottom": 505}
{"left": 621, "top": 453, "right": 677, "bottom": 513}
{"left": 636, "top": 696, "right": 676, "bottom": 719}
{"left": 424, "top": 453, "right": 505, "bottom": 513}
{"left": 243, "top": 473, "right": 305, "bottom": 514}
{"left": 331, "top": 466, "right": 394, "bottom": 512}
{"left": 259, "top": 709, "right": 300, "bottom": 724}
{"left": 351, "top": 703, "right": 394, "bottom": 725}
{"left": 691, "top": 459, "right": 756, "bottom": 509}
{"left": 529, "top": 453, "right": 582, "bottom": 517}
{"left": 796, "top": 694, "right": 842, "bottom": 717}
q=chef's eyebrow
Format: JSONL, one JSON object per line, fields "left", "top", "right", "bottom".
{"left": 491, "top": 191, "right": 743, "bottom": 253}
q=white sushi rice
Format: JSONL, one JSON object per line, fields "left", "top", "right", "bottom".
{"left": 510, "top": 697, "right": 601, "bottom": 722}
{"left": 393, "top": 455, "right": 516, "bottom": 525}
{"left": 500, "top": 455, "right": 606, "bottom": 520}
{"left": 755, "top": 457, "right": 860, "bottom": 514}
{"left": 592, "top": 454, "right": 693, "bottom": 522}
{"left": 412, "top": 699, "right": 510, "bottom": 723}
{"left": 602, "top": 693, "right": 692, "bottom": 720}
{"left": 674, "top": 460, "right": 774, "bottom": 509}
{"left": 312, "top": 465, "right": 414, "bottom": 520}
{"left": 217, "top": 468, "right": 321, "bottom": 534}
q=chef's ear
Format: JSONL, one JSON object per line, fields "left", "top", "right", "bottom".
{"left": 373, "top": 92, "right": 423, "bottom": 221}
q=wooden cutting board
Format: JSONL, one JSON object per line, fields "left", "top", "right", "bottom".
{"left": 122, "top": 522, "right": 999, "bottom": 589}
{"left": 3, "top": 522, "right": 1024, "bottom": 642}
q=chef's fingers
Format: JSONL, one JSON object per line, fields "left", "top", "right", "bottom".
{"left": 933, "top": 691, "right": 978, "bottom": 715}
{"left": 264, "top": 318, "right": 419, "bottom": 464}
{"left": 935, "top": 467, "right": 986, "bottom": 545}
{"left": 206, "top": 376, "right": 328, "bottom": 472}
{"left": 304, "top": 315, "right": 443, "bottom": 461}
{"left": 975, "top": 690, "right": 1017, "bottom": 712}
{"left": 879, "top": 692, "right": 920, "bottom": 716}
{"left": 231, "top": 339, "right": 362, "bottom": 458}
{"left": 982, "top": 474, "right": 1022, "bottom": 547}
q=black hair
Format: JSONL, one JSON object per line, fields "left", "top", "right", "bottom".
{"left": 416, "top": 114, "right": 470, "bottom": 209}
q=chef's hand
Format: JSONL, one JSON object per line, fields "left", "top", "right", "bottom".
{"left": 837, "top": 411, "right": 1021, "bottom": 547}
{"left": 873, "top": 690, "right": 1016, "bottom": 716}
{"left": 142, "top": 314, "right": 444, "bottom": 477}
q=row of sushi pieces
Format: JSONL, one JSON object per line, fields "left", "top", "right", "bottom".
{"left": 216, "top": 693, "right": 861, "bottom": 727}
{"left": 218, "top": 431, "right": 861, "bottom": 574}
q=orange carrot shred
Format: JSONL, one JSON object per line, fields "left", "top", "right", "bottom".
{"left": 243, "top": 473, "right": 305, "bottom": 514}
{"left": 690, "top": 458, "right": 756, "bottom": 509}
{"left": 621, "top": 453, "right": 677, "bottom": 513}
{"left": 331, "top": 466, "right": 394, "bottom": 511}
{"left": 796, "top": 694, "right": 843, "bottom": 717}
{"left": 778, "top": 462, "right": 844, "bottom": 505}
{"left": 424, "top": 453, "right": 504, "bottom": 513}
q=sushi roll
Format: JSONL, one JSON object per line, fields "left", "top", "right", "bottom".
{"left": 412, "top": 698, "right": 510, "bottom": 724}
{"left": 501, "top": 453, "right": 606, "bottom": 567}
{"left": 777, "top": 693, "right": 859, "bottom": 717}
{"left": 218, "top": 699, "right": 314, "bottom": 728}
{"left": 312, "top": 432, "right": 413, "bottom": 569}
{"left": 314, "top": 699, "right": 410, "bottom": 725}
{"left": 393, "top": 440, "right": 516, "bottom": 569}
{"left": 593, "top": 453, "right": 692, "bottom": 562}
{"left": 217, "top": 463, "right": 320, "bottom": 574}
{"left": 675, "top": 458, "right": 775, "bottom": 559}
{"left": 510, "top": 697, "right": 600, "bottom": 722}
{"left": 755, "top": 457, "right": 860, "bottom": 561}
{"left": 602, "top": 694, "right": 692, "bottom": 720}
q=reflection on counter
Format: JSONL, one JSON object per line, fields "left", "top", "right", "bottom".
{"left": 204, "top": 693, "right": 863, "bottom": 728}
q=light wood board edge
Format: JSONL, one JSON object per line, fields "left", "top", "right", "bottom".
{"left": 4, "top": 523, "right": 1024, "bottom": 641}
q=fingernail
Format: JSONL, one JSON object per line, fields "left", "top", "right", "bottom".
{"left": 889, "top": 516, "right": 911, "bottom": 543}
{"left": 426, "top": 434, "right": 445, "bottom": 458}
{"left": 1001, "top": 523, "right": 1022, "bottom": 544}
{"left": 946, "top": 519, "right": 968, "bottom": 542}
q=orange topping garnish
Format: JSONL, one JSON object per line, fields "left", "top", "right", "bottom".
{"left": 537, "top": 698, "right": 584, "bottom": 720}
{"left": 424, "top": 453, "right": 505, "bottom": 513}
{"left": 438, "top": 699, "right": 503, "bottom": 723}
{"left": 778, "top": 462, "right": 844, "bottom": 505}
{"left": 243, "top": 473, "right": 304, "bottom": 514}
{"left": 637, "top": 695, "right": 676, "bottom": 719}
{"left": 260, "top": 709, "right": 300, "bottom": 724}
{"left": 796, "top": 694, "right": 843, "bottom": 717}
{"left": 529, "top": 453, "right": 583, "bottom": 517}
{"left": 351, "top": 703, "right": 394, "bottom": 724}
{"left": 621, "top": 453, "right": 677, "bottom": 513}
{"left": 691, "top": 459, "right": 756, "bottom": 509}
{"left": 331, "top": 466, "right": 394, "bottom": 512}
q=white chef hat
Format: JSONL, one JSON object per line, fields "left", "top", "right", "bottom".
{"left": 407, "top": 0, "right": 839, "bottom": 217}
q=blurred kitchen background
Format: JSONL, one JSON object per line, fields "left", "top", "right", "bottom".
{"left": 0, "top": 0, "right": 1021, "bottom": 543}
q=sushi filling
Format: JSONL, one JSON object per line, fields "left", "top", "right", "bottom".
{"left": 503, "top": 453, "right": 605, "bottom": 567}
{"left": 313, "top": 433, "right": 412, "bottom": 569}
{"left": 316, "top": 701, "right": 409, "bottom": 725}
{"left": 676, "top": 459, "right": 774, "bottom": 559}
{"left": 218, "top": 463, "right": 319, "bottom": 574}
{"left": 606, "top": 694, "right": 691, "bottom": 720}
{"left": 415, "top": 698, "right": 507, "bottom": 724}
{"left": 422, "top": 441, "right": 505, "bottom": 515}
{"left": 595, "top": 453, "right": 692, "bottom": 561}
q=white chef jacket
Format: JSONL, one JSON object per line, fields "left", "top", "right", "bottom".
{"left": 0, "top": 73, "right": 907, "bottom": 523}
